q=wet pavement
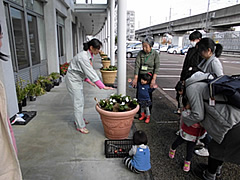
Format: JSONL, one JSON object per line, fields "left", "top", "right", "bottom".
{"left": 127, "top": 64, "right": 240, "bottom": 180}
{"left": 11, "top": 62, "right": 240, "bottom": 180}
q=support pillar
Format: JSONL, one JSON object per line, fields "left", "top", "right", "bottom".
{"left": 117, "top": 0, "right": 127, "bottom": 95}
{"left": 110, "top": 0, "right": 115, "bottom": 66}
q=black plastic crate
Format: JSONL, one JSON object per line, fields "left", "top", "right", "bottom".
{"left": 105, "top": 139, "right": 133, "bottom": 158}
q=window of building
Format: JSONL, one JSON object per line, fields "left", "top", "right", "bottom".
{"left": 37, "top": 17, "right": 47, "bottom": 60}
{"left": 27, "top": 14, "right": 40, "bottom": 65}
{"left": 4, "top": 4, "right": 17, "bottom": 72}
{"left": 56, "top": 13, "right": 65, "bottom": 58}
{"left": 25, "top": 0, "right": 44, "bottom": 15}
{"left": 9, "top": 0, "right": 23, "bottom": 6}
{"left": 10, "top": 7, "right": 29, "bottom": 70}
{"left": 76, "top": 0, "right": 107, "bottom": 4}
{"left": 57, "top": 26, "right": 64, "bottom": 57}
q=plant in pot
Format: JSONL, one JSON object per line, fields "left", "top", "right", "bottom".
{"left": 100, "top": 65, "right": 117, "bottom": 85}
{"left": 100, "top": 52, "right": 108, "bottom": 59}
{"left": 101, "top": 57, "right": 111, "bottom": 69}
{"left": 22, "top": 86, "right": 29, "bottom": 106}
{"left": 50, "top": 72, "right": 61, "bottom": 86}
{"left": 16, "top": 78, "right": 28, "bottom": 112}
{"left": 35, "top": 82, "right": 45, "bottom": 96}
{"left": 37, "top": 76, "right": 53, "bottom": 92}
{"left": 26, "top": 83, "right": 37, "bottom": 101}
{"left": 95, "top": 94, "right": 139, "bottom": 139}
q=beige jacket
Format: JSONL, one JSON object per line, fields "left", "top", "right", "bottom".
{"left": 0, "top": 80, "right": 22, "bottom": 180}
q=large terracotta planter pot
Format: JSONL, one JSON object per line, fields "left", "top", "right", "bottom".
{"left": 96, "top": 104, "right": 139, "bottom": 139}
{"left": 102, "top": 60, "right": 111, "bottom": 69}
{"left": 100, "top": 70, "right": 117, "bottom": 85}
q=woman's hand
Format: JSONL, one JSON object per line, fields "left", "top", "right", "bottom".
{"left": 132, "top": 78, "right": 138, "bottom": 88}
{"left": 150, "top": 79, "right": 156, "bottom": 88}
{"left": 103, "top": 86, "right": 115, "bottom": 90}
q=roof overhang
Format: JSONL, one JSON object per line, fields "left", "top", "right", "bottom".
{"left": 74, "top": 3, "right": 109, "bottom": 36}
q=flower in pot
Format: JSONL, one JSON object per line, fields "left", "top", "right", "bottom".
{"left": 95, "top": 94, "right": 139, "bottom": 139}
{"left": 60, "top": 62, "right": 70, "bottom": 76}
{"left": 100, "top": 65, "right": 117, "bottom": 85}
{"left": 50, "top": 72, "right": 61, "bottom": 86}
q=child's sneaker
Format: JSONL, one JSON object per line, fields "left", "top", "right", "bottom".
{"left": 169, "top": 148, "right": 176, "bottom": 159}
{"left": 183, "top": 161, "right": 191, "bottom": 172}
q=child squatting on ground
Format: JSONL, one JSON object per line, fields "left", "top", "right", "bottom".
{"left": 137, "top": 73, "right": 157, "bottom": 123}
{"left": 123, "top": 130, "right": 151, "bottom": 173}
{"left": 169, "top": 102, "right": 206, "bottom": 172}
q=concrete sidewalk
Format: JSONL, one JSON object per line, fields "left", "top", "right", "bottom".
{"left": 13, "top": 78, "right": 151, "bottom": 180}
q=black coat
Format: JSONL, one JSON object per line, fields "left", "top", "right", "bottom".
{"left": 180, "top": 47, "right": 203, "bottom": 81}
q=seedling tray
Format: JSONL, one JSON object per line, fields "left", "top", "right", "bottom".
{"left": 105, "top": 139, "right": 133, "bottom": 158}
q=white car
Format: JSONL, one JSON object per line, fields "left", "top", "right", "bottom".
{"left": 160, "top": 45, "right": 168, "bottom": 52}
{"left": 167, "top": 45, "right": 182, "bottom": 54}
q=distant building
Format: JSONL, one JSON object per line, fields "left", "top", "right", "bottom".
{"left": 126, "top": 11, "right": 135, "bottom": 41}
{"left": 114, "top": 10, "right": 136, "bottom": 41}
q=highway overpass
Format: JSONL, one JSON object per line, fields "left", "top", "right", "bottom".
{"left": 135, "top": 4, "right": 240, "bottom": 37}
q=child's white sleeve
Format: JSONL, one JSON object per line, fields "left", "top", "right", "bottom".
{"left": 129, "top": 145, "right": 137, "bottom": 156}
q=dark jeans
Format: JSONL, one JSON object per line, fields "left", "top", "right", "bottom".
{"left": 201, "top": 133, "right": 211, "bottom": 149}
{"left": 172, "top": 135, "right": 196, "bottom": 161}
{"left": 208, "top": 156, "right": 223, "bottom": 174}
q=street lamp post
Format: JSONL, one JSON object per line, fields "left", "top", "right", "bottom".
{"left": 205, "top": 0, "right": 210, "bottom": 32}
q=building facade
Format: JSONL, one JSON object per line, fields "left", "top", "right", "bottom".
{"left": 126, "top": 10, "right": 135, "bottom": 41}
{"left": 114, "top": 10, "right": 136, "bottom": 41}
{"left": 0, "top": 0, "right": 110, "bottom": 117}
{"left": 1, "top": 0, "right": 130, "bottom": 118}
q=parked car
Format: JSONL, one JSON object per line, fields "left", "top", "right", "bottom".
{"left": 180, "top": 45, "right": 190, "bottom": 55}
{"left": 152, "top": 42, "right": 160, "bottom": 54}
{"left": 160, "top": 45, "right": 168, "bottom": 52}
{"left": 115, "top": 40, "right": 141, "bottom": 54}
{"left": 126, "top": 43, "right": 142, "bottom": 58}
{"left": 167, "top": 45, "right": 182, "bottom": 54}
{"left": 126, "top": 40, "right": 141, "bottom": 48}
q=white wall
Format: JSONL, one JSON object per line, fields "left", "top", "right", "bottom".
{"left": 0, "top": 1, "right": 19, "bottom": 117}
{"left": 44, "top": 0, "right": 59, "bottom": 73}
{"left": 65, "top": 9, "right": 73, "bottom": 62}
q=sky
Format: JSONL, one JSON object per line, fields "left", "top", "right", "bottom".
{"left": 127, "top": 0, "right": 240, "bottom": 30}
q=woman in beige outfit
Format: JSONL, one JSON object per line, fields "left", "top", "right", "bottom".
{"left": 0, "top": 24, "right": 22, "bottom": 179}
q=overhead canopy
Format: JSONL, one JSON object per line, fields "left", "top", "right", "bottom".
{"left": 74, "top": 0, "right": 114, "bottom": 36}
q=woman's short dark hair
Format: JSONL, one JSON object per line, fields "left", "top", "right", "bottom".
{"left": 189, "top": 30, "right": 202, "bottom": 41}
{"left": 197, "top": 37, "right": 223, "bottom": 57}
{"left": 133, "top": 130, "right": 148, "bottom": 145}
{"left": 142, "top": 36, "right": 154, "bottom": 47}
{"left": 83, "top": 38, "right": 102, "bottom": 51}
{"left": 141, "top": 73, "right": 152, "bottom": 84}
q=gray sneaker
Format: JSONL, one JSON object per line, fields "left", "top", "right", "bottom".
{"left": 195, "top": 147, "right": 209, "bottom": 157}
